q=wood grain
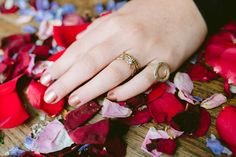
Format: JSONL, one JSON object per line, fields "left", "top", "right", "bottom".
{"left": 0, "top": 1, "right": 235, "bottom": 156}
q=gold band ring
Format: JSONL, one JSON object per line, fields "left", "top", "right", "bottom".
{"left": 153, "top": 62, "right": 171, "bottom": 82}
{"left": 117, "top": 52, "right": 140, "bottom": 76}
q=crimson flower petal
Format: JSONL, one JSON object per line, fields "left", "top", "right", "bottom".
{"left": 216, "top": 106, "right": 236, "bottom": 153}
{"left": 172, "top": 106, "right": 200, "bottom": 133}
{"left": 26, "top": 80, "right": 64, "bottom": 116}
{"left": 119, "top": 108, "right": 152, "bottom": 126}
{"left": 69, "top": 119, "right": 110, "bottom": 145}
{"left": 64, "top": 101, "right": 101, "bottom": 131}
{"left": 0, "top": 2, "right": 18, "bottom": 14}
{"left": 0, "top": 75, "right": 29, "bottom": 128}
{"left": 53, "top": 24, "right": 90, "bottom": 48}
{"left": 147, "top": 139, "right": 177, "bottom": 155}
{"left": 48, "top": 50, "right": 65, "bottom": 62}
{"left": 193, "top": 108, "right": 211, "bottom": 137}
{"left": 187, "top": 63, "right": 218, "bottom": 82}
{"left": 147, "top": 83, "right": 167, "bottom": 104}
{"left": 148, "top": 93, "right": 184, "bottom": 123}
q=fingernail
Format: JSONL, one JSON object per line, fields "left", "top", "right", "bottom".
{"left": 40, "top": 73, "right": 52, "bottom": 86}
{"left": 107, "top": 92, "right": 117, "bottom": 100}
{"left": 69, "top": 95, "right": 80, "bottom": 106}
{"left": 44, "top": 91, "right": 57, "bottom": 104}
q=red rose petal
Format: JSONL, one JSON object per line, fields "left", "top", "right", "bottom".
{"left": 187, "top": 63, "right": 218, "bottom": 82}
{"left": 64, "top": 101, "right": 101, "bottom": 131}
{"left": 0, "top": 63, "right": 7, "bottom": 73}
{"left": 147, "top": 139, "right": 177, "bottom": 155}
{"left": 205, "top": 30, "right": 236, "bottom": 85}
{"left": 26, "top": 80, "right": 64, "bottom": 116}
{"left": 147, "top": 83, "right": 167, "bottom": 104}
{"left": 224, "top": 80, "right": 233, "bottom": 97}
{"left": 119, "top": 108, "right": 152, "bottom": 126}
{"left": 53, "top": 24, "right": 90, "bottom": 48}
{"left": 69, "top": 119, "right": 110, "bottom": 145}
{"left": 126, "top": 94, "right": 146, "bottom": 110}
{"left": 33, "top": 45, "right": 50, "bottom": 59}
{"left": 0, "top": 2, "right": 18, "bottom": 14}
{"left": 148, "top": 93, "right": 184, "bottom": 123}
{"left": 0, "top": 75, "right": 29, "bottom": 128}
{"left": 216, "top": 106, "right": 236, "bottom": 150}
{"left": 48, "top": 50, "right": 65, "bottom": 62}
{"left": 193, "top": 108, "right": 211, "bottom": 137}
{"left": 105, "top": 137, "right": 127, "bottom": 157}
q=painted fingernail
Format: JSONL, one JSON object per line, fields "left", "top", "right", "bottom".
{"left": 107, "top": 92, "right": 117, "bottom": 100}
{"left": 44, "top": 91, "right": 57, "bottom": 104}
{"left": 40, "top": 73, "right": 52, "bottom": 86}
{"left": 69, "top": 95, "right": 81, "bottom": 106}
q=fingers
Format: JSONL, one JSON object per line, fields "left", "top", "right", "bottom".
{"left": 68, "top": 57, "right": 140, "bottom": 106}
{"left": 43, "top": 37, "right": 124, "bottom": 104}
{"left": 40, "top": 20, "right": 115, "bottom": 86}
{"left": 107, "top": 63, "right": 156, "bottom": 101}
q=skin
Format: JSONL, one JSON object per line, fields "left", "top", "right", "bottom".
{"left": 40, "top": 0, "right": 207, "bottom": 107}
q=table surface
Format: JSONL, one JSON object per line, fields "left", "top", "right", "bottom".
{"left": 0, "top": 1, "right": 236, "bottom": 157}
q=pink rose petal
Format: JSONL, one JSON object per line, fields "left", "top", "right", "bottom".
{"left": 102, "top": 98, "right": 132, "bottom": 118}
{"left": 31, "top": 120, "right": 74, "bottom": 153}
{"left": 141, "top": 127, "right": 169, "bottom": 157}
{"left": 201, "top": 93, "right": 227, "bottom": 109}
{"left": 174, "top": 72, "right": 193, "bottom": 94}
{"left": 166, "top": 127, "right": 184, "bottom": 139}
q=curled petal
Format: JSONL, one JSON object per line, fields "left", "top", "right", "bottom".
{"left": 201, "top": 93, "right": 227, "bottom": 109}
{"left": 31, "top": 120, "right": 74, "bottom": 154}
{"left": 147, "top": 83, "right": 167, "bottom": 104}
{"left": 0, "top": 75, "right": 29, "bottom": 129}
{"left": 26, "top": 80, "right": 64, "bottom": 116}
{"left": 174, "top": 72, "right": 193, "bottom": 94}
{"left": 102, "top": 99, "right": 132, "bottom": 118}
{"left": 64, "top": 101, "right": 101, "bottom": 131}
{"left": 69, "top": 119, "right": 110, "bottom": 145}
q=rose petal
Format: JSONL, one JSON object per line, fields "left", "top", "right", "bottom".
{"left": 147, "top": 83, "right": 167, "bottom": 104}
{"left": 165, "top": 81, "right": 176, "bottom": 94}
{"left": 187, "top": 63, "right": 218, "bottom": 82}
{"left": 147, "top": 139, "right": 177, "bottom": 155}
{"left": 193, "top": 108, "right": 211, "bottom": 137}
{"left": 0, "top": 1, "right": 18, "bottom": 14}
{"left": 201, "top": 93, "right": 227, "bottom": 109}
{"left": 63, "top": 13, "right": 85, "bottom": 26}
{"left": 64, "top": 101, "right": 101, "bottom": 131}
{"left": 69, "top": 119, "right": 110, "bottom": 145}
{"left": 0, "top": 75, "right": 29, "bottom": 128}
{"left": 53, "top": 24, "right": 90, "bottom": 48}
{"left": 26, "top": 80, "right": 64, "bottom": 116}
{"left": 31, "top": 61, "right": 53, "bottom": 78}
{"left": 102, "top": 99, "right": 132, "bottom": 118}
{"left": 174, "top": 72, "right": 193, "bottom": 94}
{"left": 148, "top": 93, "right": 184, "bottom": 123}
{"left": 141, "top": 127, "right": 170, "bottom": 157}
{"left": 31, "top": 120, "right": 74, "bottom": 154}
{"left": 216, "top": 106, "right": 236, "bottom": 152}
{"left": 172, "top": 106, "right": 200, "bottom": 133}
{"left": 119, "top": 107, "right": 152, "bottom": 126}
{"left": 166, "top": 127, "right": 184, "bottom": 139}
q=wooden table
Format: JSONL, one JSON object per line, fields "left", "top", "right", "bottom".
{"left": 0, "top": 2, "right": 236, "bottom": 157}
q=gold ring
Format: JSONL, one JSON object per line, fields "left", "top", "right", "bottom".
{"left": 117, "top": 52, "right": 140, "bottom": 76}
{"left": 153, "top": 62, "right": 171, "bottom": 82}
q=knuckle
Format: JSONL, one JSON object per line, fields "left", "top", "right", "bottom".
{"left": 108, "top": 63, "right": 125, "bottom": 82}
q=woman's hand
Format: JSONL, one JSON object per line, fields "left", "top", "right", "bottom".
{"left": 40, "top": 0, "right": 207, "bottom": 107}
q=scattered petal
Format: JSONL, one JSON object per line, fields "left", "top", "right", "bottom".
{"left": 201, "top": 93, "right": 227, "bottom": 109}
{"left": 174, "top": 72, "right": 193, "bottom": 94}
{"left": 31, "top": 120, "right": 74, "bottom": 153}
{"left": 148, "top": 93, "right": 184, "bottom": 123}
{"left": 64, "top": 101, "right": 101, "bottom": 131}
{"left": 69, "top": 119, "right": 110, "bottom": 145}
{"left": 141, "top": 127, "right": 169, "bottom": 157}
{"left": 206, "top": 134, "right": 232, "bottom": 156}
{"left": 102, "top": 98, "right": 132, "bottom": 118}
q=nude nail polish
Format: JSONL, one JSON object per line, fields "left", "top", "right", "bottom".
{"left": 40, "top": 73, "right": 52, "bottom": 86}
{"left": 69, "top": 95, "right": 80, "bottom": 106}
{"left": 44, "top": 91, "right": 57, "bottom": 104}
{"left": 107, "top": 92, "right": 117, "bottom": 100}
